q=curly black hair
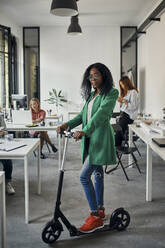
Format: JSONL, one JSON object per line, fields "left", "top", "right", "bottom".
{"left": 81, "top": 62, "right": 114, "bottom": 100}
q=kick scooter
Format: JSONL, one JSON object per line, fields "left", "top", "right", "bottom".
{"left": 42, "top": 131, "right": 130, "bottom": 244}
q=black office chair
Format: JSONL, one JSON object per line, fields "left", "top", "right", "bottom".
{"left": 112, "top": 112, "right": 120, "bottom": 118}
{"left": 123, "top": 129, "right": 141, "bottom": 157}
{"left": 105, "top": 124, "right": 141, "bottom": 181}
{"left": 112, "top": 112, "right": 141, "bottom": 156}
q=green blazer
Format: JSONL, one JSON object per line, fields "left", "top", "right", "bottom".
{"left": 66, "top": 88, "right": 119, "bottom": 165}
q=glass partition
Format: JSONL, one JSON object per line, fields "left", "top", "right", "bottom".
{"left": 0, "top": 25, "right": 11, "bottom": 109}
{"left": 121, "top": 26, "right": 137, "bottom": 87}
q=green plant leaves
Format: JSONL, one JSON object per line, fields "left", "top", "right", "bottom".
{"left": 52, "top": 88, "right": 57, "bottom": 97}
{"left": 45, "top": 88, "right": 67, "bottom": 108}
{"left": 58, "top": 90, "right": 62, "bottom": 97}
{"left": 60, "top": 98, "right": 67, "bottom": 102}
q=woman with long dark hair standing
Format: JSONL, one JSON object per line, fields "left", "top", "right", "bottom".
{"left": 115, "top": 76, "right": 139, "bottom": 146}
{"left": 57, "top": 63, "right": 118, "bottom": 233}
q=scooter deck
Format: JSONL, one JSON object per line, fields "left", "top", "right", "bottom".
{"left": 72, "top": 224, "right": 112, "bottom": 236}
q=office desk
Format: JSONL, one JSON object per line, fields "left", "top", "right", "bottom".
{"left": 5, "top": 122, "right": 61, "bottom": 168}
{"left": 0, "top": 138, "right": 40, "bottom": 224}
{"left": 0, "top": 172, "right": 6, "bottom": 248}
{"left": 129, "top": 124, "right": 165, "bottom": 202}
{"left": 5, "top": 123, "right": 58, "bottom": 132}
{"left": 45, "top": 114, "right": 63, "bottom": 123}
{"left": 68, "top": 111, "right": 80, "bottom": 120}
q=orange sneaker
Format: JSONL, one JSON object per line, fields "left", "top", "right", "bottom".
{"left": 98, "top": 209, "right": 106, "bottom": 219}
{"left": 79, "top": 215, "right": 104, "bottom": 233}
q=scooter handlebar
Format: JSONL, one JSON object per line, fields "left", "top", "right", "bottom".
{"left": 63, "top": 130, "right": 74, "bottom": 138}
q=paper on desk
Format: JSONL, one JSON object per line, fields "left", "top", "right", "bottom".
{"left": 0, "top": 140, "right": 27, "bottom": 152}
{"left": 140, "top": 122, "right": 165, "bottom": 136}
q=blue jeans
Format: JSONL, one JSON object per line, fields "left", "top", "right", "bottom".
{"left": 1, "top": 160, "right": 13, "bottom": 180}
{"left": 80, "top": 157, "right": 104, "bottom": 212}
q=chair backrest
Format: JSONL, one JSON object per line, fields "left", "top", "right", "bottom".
{"left": 123, "top": 128, "right": 129, "bottom": 146}
{"left": 111, "top": 112, "right": 120, "bottom": 124}
{"left": 112, "top": 112, "right": 120, "bottom": 118}
{"left": 111, "top": 123, "right": 122, "bottom": 133}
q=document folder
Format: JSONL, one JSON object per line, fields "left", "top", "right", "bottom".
{"left": 0, "top": 141, "right": 27, "bottom": 152}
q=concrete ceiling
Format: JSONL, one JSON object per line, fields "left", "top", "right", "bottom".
{"left": 0, "top": 0, "right": 161, "bottom": 27}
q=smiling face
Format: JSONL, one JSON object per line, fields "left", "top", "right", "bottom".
{"left": 88, "top": 68, "right": 103, "bottom": 91}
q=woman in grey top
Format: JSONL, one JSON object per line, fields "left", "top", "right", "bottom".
{"left": 115, "top": 76, "right": 139, "bottom": 146}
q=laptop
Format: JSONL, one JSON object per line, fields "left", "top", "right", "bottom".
{"left": 152, "top": 138, "right": 165, "bottom": 147}
{"left": 12, "top": 110, "right": 32, "bottom": 125}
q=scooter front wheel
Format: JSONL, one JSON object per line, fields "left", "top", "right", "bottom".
{"left": 109, "top": 208, "right": 130, "bottom": 231}
{"left": 42, "top": 219, "right": 63, "bottom": 244}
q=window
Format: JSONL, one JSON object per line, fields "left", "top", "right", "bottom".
{"left": 0, "top": 25, "right": 11, "bottom": 108}
{"left": 23, "top": 27, "right": 40, "bottom": 102}
{"left": 0, "top": 25, "right": 18, "bottom": 109}
{"left": 11, "top": 36, "right": 18, "bottom": 94}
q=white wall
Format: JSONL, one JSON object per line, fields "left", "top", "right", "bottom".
{"left": 138, "top": 11, "right": 165, "bottom": 119}
{"left": 40, "top": 26, "right": 120, "bottom": 120}
{"left": 0, "top": 11, "right": 23, "bottom": 93}
{"left": 0, "top": 13, "right": 121, "bottom": 119}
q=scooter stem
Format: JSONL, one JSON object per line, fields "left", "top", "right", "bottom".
{"left": 61, "top": 135, "right": 69, "bottom": 171}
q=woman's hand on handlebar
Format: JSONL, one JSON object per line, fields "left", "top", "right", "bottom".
{"left": 0, "top": 129, "right": 4, "bottom": 137}
{"left": 73, "top": 131, "right": 85, "bottom": 141}
{"left": 56, "top": 123, "right": 68, "bottom": 134}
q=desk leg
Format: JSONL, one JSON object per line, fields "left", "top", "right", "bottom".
{"left": 1, "top": 174, "right": 6, "bottom": 248}
{"left": 146, "top": 144, "right": 152, "bottom": 201}
{"left": 128, "top": 126, "right": 133, "bottom": 165}
{"left": 24, "top": 156, "right": 29, "bottom": 224}
{"left": 37, "top": 144, "right": 41, "bottom": 195}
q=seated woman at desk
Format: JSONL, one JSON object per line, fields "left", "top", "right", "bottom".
{"left": 0, "top": 129, "right": 15, "bottom": 195}
{"left": 29, "top": 98, "right": 58, "bottom": 159}
{"left": 115, "top": 76, "right": 139, "bottom": 146}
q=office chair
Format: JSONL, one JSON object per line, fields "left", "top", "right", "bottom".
{"left": 105, "top": 123, "right": 141, "bottom": 181}
{"left": 112, "top": 112, "right": 141, "bottom": 156}
{"left": 123, "top": 129, "right": 141, "bottom": 157}
{"left": 112, "top": 112, "right": 120, "bottom": 118}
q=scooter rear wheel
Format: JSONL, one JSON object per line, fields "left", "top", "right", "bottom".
{"left": 109, "top": 208, "right": 130, "bottom": 231}
{"left": 42, "top": 219, "right": 63, "bottom": 244}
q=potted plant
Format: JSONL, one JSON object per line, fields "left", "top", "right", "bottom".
{"left": 45, "top": 89, "right": 67, "bottom": 115}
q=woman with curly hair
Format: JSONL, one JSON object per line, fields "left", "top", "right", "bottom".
{"left": 57, "top": 62, "right": 118, "bottom": 233}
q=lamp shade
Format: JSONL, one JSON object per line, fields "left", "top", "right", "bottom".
{"left": 50, "top": 0, "right": 78, "bottom": 16}
{"left": 67, "top": 15, "right": 82, "bottom": 35}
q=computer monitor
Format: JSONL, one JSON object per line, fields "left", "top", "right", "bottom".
{"left": 11, "top": 94, "right": 28, "bottom": 110}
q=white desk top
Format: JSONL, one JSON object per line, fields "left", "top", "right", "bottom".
{"left": 150, "top": 141, "right": 165, "bottom": 161}
{"left": 68, "top": 111, "right": 80, "bottom": 115}
{"left": 0, "top": 138, "right": 40, "bottom": 158}
{"left": 5, "top": 122, "right": 58, "bottom": 131}
{"left": 129, "top": 124, "right": 165, "bottom": 160}
{"left": 129, "top": 124, "right": 163, "bottom": 144}
{"left": 45, "top": 114, "right": 62, "bottom": 119}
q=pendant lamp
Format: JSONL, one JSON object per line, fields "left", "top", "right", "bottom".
{"left": 67, "top": 15, "right": 82, "bottom": 35}
{"left": 50, "top": 0, "right": 78, "bottom": 16}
